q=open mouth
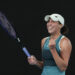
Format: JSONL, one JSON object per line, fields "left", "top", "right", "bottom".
{"left": 47, "top": 26, "right": 53, "bottom": 30}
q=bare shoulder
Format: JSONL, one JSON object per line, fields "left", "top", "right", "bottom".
{"left": 41, "top": 37, "right": 48, "bottom": 49}
{"left": 60, "top": 36, "right": 72, "bottom": 51}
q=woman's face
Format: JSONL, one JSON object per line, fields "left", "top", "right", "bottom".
{"left": 46, "top": 19, "right": 62, "bottom": 34}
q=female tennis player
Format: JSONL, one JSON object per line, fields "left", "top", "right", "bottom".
{"left": 27, "top": 13, "right": 72, "bottom": 75}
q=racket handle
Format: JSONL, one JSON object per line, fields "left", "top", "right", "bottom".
{"left": 16, "top": 37, "right": 31, "bottom": 57}
{"left": 22, "top": 47, "right": 31, "bottom": 57}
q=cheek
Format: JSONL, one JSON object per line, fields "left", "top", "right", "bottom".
{"left": 47, "top": 23, "right": 50, "bottom": 27}
{"left": 52, "top": 25, "right": 59, "bottom": 30}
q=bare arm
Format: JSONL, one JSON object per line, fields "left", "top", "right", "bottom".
{"left": 28, "top": 37, "right": 47, "bottom": 69}
{"left": 49, "top": 37, "right": 72, "bottom": 71}
{"left": 35, "top": 37, "right": 47, "bottom": 68}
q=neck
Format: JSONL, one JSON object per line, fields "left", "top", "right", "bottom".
{"left": 50, "top": 32, "right": 61, "bottom": 40}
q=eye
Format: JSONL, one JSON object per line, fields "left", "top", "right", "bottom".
{"left": 51, "top": 20, "right": 56, "bottom": 23}
{"left": 47, "top": 19, "right": 50, "bottom": 23}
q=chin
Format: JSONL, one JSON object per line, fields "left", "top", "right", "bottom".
{"left": 48, "top": 31, "right": 53, "bottom": 34}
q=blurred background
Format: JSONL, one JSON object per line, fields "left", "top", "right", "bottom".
{"left": 0, "top": 0, "right": 74, "bottom": 75}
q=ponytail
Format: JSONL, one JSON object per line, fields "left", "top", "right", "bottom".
{"left": 61, "top": 24, "right": 69, "bottom": 34}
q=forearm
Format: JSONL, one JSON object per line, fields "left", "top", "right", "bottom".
{"left": 50, "top": 49, "right": 68, "bottom": 71}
